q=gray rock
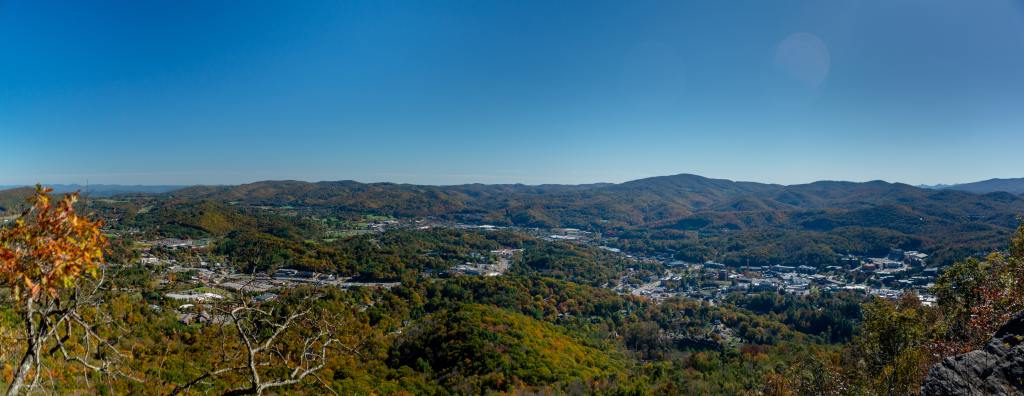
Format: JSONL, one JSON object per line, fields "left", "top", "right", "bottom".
{"left": 921, "top": 313, "right": 1024, "bottom": 396}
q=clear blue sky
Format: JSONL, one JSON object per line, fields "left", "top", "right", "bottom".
{"left": 2, "top": 0, "right": 1023, "bottom": 186}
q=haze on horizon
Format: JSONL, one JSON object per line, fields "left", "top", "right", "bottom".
{"left": 2, "top": 1, "right": 1024, "bottom": 186}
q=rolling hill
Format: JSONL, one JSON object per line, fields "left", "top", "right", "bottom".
{"left": 0, "top": 187, "right": 34, "bottom": 215}
{"left": 93, "top": 173, "right": 1024, "bottom": 267}
{"left": 163, "top": 174, "right": 1024, "bottom": 229}
{"left": 388, "top": 304, "right": 625, "bottom": 392}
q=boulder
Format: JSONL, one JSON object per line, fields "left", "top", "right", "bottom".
{"left": 921, "top": 313, "right": 1024, "bottom": 395}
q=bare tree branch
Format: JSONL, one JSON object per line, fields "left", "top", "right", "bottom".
{"left": 169, "top": 292, "right": 350, "bottom": 396}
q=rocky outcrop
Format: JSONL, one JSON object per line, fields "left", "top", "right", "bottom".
{"left": 921, "top": 313, "right": 1024, "bottom": 396}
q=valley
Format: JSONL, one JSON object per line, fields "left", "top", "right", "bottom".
{"left": 3, "top": 173, "right": 1018, "bottom": 394}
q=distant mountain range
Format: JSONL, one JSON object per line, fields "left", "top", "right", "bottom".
{"left": 0, "top": 184, "right": 187, "bottom": 215}
{"left": 10, "top": 173, "right": 1020, "bottom": 266}
{"left": 920, "top": 178, "right": 1024, "bottom": 195}
{"left": 97, "top": 173, "right": 1016, "bottom": 267}
{"left": 162, "top": 174, "right": 1024, "bottom": 229}
{"left": 0, "top": 184, "right": 186, "bottom": 197}
{"left": 2, "top": 176, "right": 1021, "bottom": 198}
{"left": 5, "top": 174, "right": 1023, "bottom": 234}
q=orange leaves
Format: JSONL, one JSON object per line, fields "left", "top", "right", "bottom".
{"left": 0, "top": 185, "right": 107, "bottom": 301}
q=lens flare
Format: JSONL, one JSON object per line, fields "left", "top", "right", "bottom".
{"left": 775, "top": 32, "right": 831, "bottom": 88}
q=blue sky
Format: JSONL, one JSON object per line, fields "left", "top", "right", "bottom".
{"left": 2, "top": 0, "right": 1023, "bottom": 186}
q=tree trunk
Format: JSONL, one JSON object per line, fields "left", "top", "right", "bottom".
{"left": 6, "top": 346, "right": 35, "bottom": 396}
{"left": 6, "top": 298, "right": 38, "bottom": 396}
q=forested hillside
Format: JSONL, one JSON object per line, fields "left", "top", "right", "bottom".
{"left": 165, "top": 175, "right": 1024, "bottom": 227}
{"left": 152, "top": 174, "right": 1024, "bottom": 266}
{"left": 0, "top": 187, "right": 33, "bottom": 215}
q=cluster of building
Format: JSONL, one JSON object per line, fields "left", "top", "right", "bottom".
{"left": 439, "top": 221, "right": 945, "bottom": 306}
{"left": 146, "top": 238, "right": 211, "bottom": 249}
{"left": 132, "top": 219, "right": 952, "bottom": 326}
{"left": 616, "top": 248, "right": 940, "bottom": 306}
{"left": 162, "top": 265, "right": 400, "bottom": 324}
{"left": 447, "top": 249, "right": 519, "bottom": 276}
{"left": 132, "top": 236, "right": 400, "bottom": 324}
{"left": 545, "top": 228, "right": 593, "bottom": 241}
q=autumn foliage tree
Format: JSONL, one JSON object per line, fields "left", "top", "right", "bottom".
{"left": 762, "top": 223, "right": 1024, "bottom": 396}
{"left": 933, "top": 222, "right": 1024, "bottom": 351}
{"left": 0, "top": 186, "right": 116, "bottom": 395}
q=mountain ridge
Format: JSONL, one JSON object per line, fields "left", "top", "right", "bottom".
{"left": 79, "top": 172, "right": 1024, "bottom": 269}
{"left": 0, "top": 184, "right": 187, "bottom": 196}
{"left": 923, "top": 177, "right": 1024, "bottom": 195}
{"left": 159, "top": 173, "right": 1024, "bottom": 232}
